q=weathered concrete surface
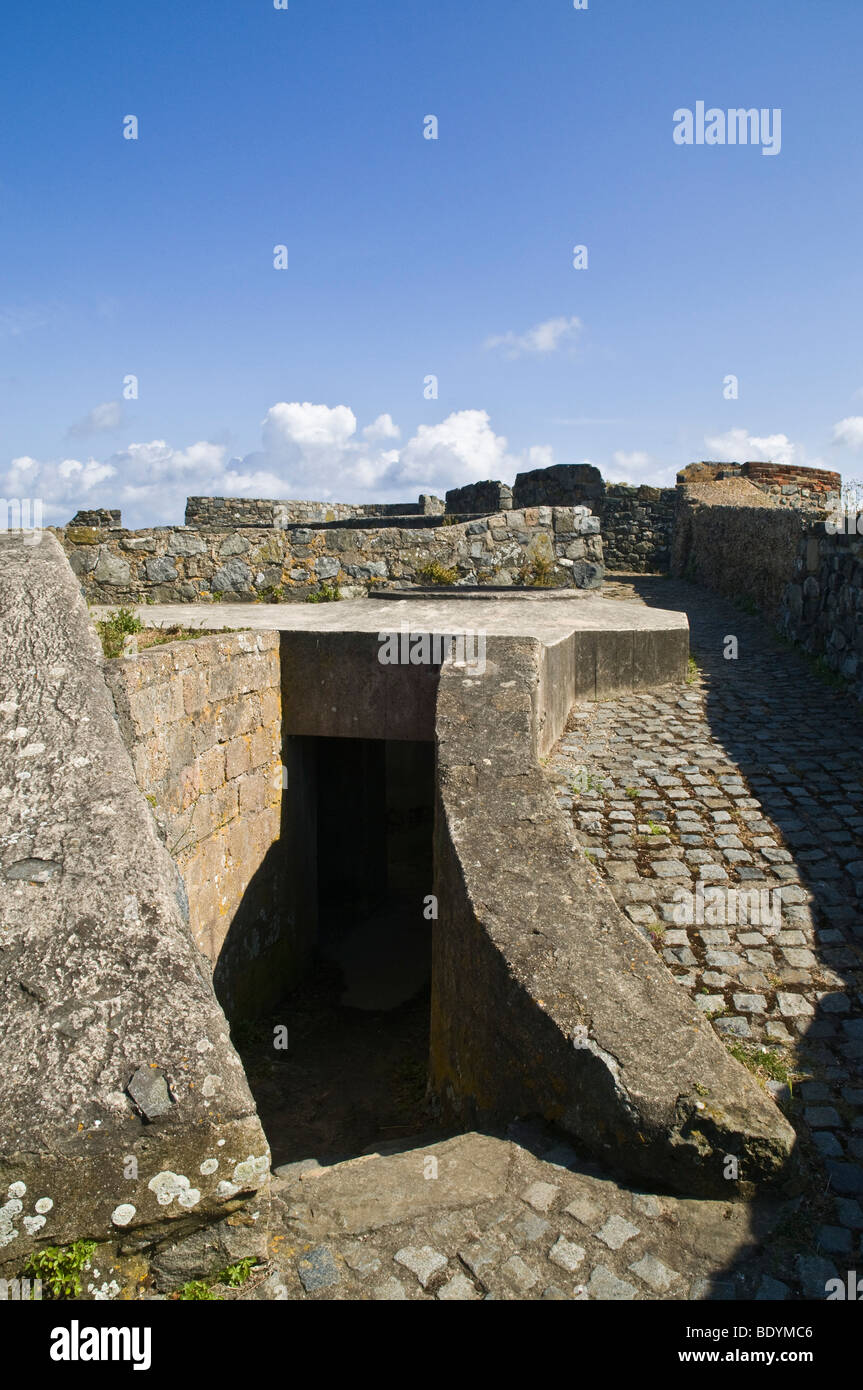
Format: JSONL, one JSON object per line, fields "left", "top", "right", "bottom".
{"left": 430, "top": 633, "right": 799, "bottom": 1198}
{"left": 92, "top": 591, "right": 686, "bottom": 639}
{"left": 0, "top": 534, "right": 269, "bottom": 1284}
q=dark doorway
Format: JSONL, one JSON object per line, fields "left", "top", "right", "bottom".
{"left": 234, "top": 736, "right": 437, "bottom": 1167}
{"left": 317, "top": 737, "right": 434, "bottom": 1009}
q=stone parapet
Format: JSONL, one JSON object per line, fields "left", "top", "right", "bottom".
{"left": 56, "top": 507, "right": 605, "bottom": 604}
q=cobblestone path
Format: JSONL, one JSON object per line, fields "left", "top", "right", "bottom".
{"left": 241, "top": 1125, "right": 793, "bottom": 1302}
{"left": 545, "top": 575, "right": 863, "bottom": 1273}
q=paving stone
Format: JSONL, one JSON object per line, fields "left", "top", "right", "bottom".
{"left": 521, "top": 1181, "right": 560, "bottom": 1214}
{"left": 826, "top": 1162, "right": 863, "bottom": 1195}
{"left": 631, "top": 1192, "right": 663, "bottom": 1218}
{"left": 629, "top": 1253, "right": 677, "bottom": 1292}
{"left": 696, "top": 994, "right": 725, "bottom": 1013}
{"left": 652, "top": 860, "right": 691, "bottom": 878}
{"left": 836, "top": 1198, "right": 863, "bottom": 1228}
{"left": 342, "top": 1245, "right": 382, "bottom": 1278}
{"left": 782, "top": 948, "right": 817, "bottom": 968}
{"left": 805, "top": 1106, "right": 842, "bottom": 1128}
{"left": 817, "top": 1224, "right": 853, "bottom": 1254}
{"left": 296, "top": 1245, "right": 340, "bottom": 1293}
{"left": 733, "top": 994, "right": 766, "bottom": 1013}
{"left": 796, "top": 1255, "right": 840, "bottom": 1300}
{"left": 713, "top": 1017, "right": 751, "bottom": 1038}
{"left": 548, "top": 1237, "right": 586, "bottom": 1272}
{"left": 564, "top": 1193, "right": 605, "bottom": 1229}
{"left": 394, "top": 1245, "right": 448, "bottom": 1288}
{"left": 437, "top": 1272, "right": 482, "bottom": 1301}
{"left": 510, "top": 1212, "right": 550, "bottom": 1244}
{"left": 459, "top": 1237, "right": 504, "bottom": 1277}
{"left": 501, "top": 1255, "right": 540, "bottom": 1291}
{"left": 586, "top": 1265, "right": 639, "bottom": 1300}
{"left": 373, "top": 1277, "right": 408, "bottom": 1301}
{"left": 596, "top": 1214, "right": 640, "bottom": 1250}
{"left": 777, "top": 992, "right": 814, "bottom": 1018}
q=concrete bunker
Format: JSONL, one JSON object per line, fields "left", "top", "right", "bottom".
{"left": 116, "top": 592, "right": 796, "bottom": 1200}
{"left": 0, "top": 541, "right": 801, "bottom": 1296}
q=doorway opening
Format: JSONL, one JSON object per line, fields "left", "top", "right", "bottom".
{"left": 235, "top": 736, "right": 438, "bottom": 1167}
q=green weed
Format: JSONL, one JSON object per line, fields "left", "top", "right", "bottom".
{"left": 416, "top": 561, "right": 459, "bottom": 586}
{"left": 25, "top": 1241, "right": 97, "bottom": 1299}
{"left": 305, "top": 582, "right": 342, "bottom": 603}
{"left": 95, "top": 607, "right": 143, "bottom": 658}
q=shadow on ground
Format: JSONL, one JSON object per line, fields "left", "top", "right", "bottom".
{"left": 608, "top": 573, "right": 863, "bottom": 1298}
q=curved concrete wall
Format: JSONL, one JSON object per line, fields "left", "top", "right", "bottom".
{"left": 430, "top": 631, "right": 798, "bottom": 1198}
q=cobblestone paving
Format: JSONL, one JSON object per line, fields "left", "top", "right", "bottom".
{"left": 544, "top": 576, "right": 863, "bottom": 1268}
{"left": 235, "top": 1127, "right": 800, "bottom": 1302}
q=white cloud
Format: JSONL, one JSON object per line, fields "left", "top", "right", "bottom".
{"left": 362, "top": 413, "right": 400, "bottom": 443}
{"left": 0, "top": 453, "right": 120, "bottom": 526}
{"left": 832, "top": 417, "right": 863, "bottom": 451}
{"left": 484, "top": 316, "right": 582, "bottom": 359}
{"left": 68, "top": 400, "right": 124, "bottom": 438}
{"left": 522, "top": 444, "right": 556, "bottom": 471}
{"left": 603, "top": 450, "right": 679, "bottom": 488}
{"left": 262, "top": 401, "right": 357, "bottom": 453}
{"left": 387, "top": 410, "right": 514, "bottom": 490}
{"left": 3, "top": 402, "right": 560, "bottom": 527}
{"left": 702, "top": 428, "right": 796, "bottom": 467}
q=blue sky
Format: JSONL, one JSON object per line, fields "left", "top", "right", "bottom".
{"left": 2, "top": 0, "right": 862, "bottom": 527}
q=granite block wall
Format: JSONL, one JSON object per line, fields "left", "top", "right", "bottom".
{"left": 105, "top": 631, "right": 292, "bottom": 1016}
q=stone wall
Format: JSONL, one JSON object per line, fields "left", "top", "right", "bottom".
{"left": 599, "top": 484, "right": 677, "bottom": 571}
{"left": 678, "top": 461, "right": 840, "bottom": 513}
{"left": 671, "top": 486, "right": 808, "bottom": 619}
{"left": 445, "top": 480, "right": 513, "bottom": 513}
{"left": 780, "top": 523, "right": 863, "bottom": 696}
{"left": 444, "top": 462, "right": 839, "bottom": 576}
{"left": 69, "top": 507, "right": 121, "bottom": 527}
{"left": 56, "top": 506, "right": 605, "bottom": 603}
{"left": 446, "top": 467, "right": 669, "bottom": 572}
{"left": 185, "top": 494, "right": 444, "bottom": 528}
{"left": 106, "top": 632, "right": 295, "bottom": 1018}
{"left": 512, "top": 463, "right": 605, "bottom": 509}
